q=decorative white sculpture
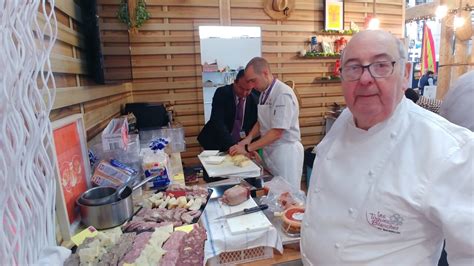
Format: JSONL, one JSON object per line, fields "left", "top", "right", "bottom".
{"left": 0, "top": 1, "right": 59, "bottom": 264}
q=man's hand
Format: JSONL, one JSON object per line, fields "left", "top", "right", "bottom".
{"left": 229, "top": 144, "right": 247, "bottom": 156}
{"left": 238, "top": 137, "right": 252, "bottom": 146}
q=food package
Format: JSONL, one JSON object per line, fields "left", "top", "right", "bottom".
{"left": 260, "top": 176, "right": 306, "bottom": 212}
{"left": 141, "top": 147, "right": 170, "bottom": 189}
{"left": 101, "top": 117, "right": 129, "bottom": 151}
{"left": 221, "top": 184, "right": 250, "bottom": 206}
{"left": 91, "top": 160, "right": 134, "bottom": 187}
{"left": 281, "top": 207, "right": 305, "bottom": 236}
{"left": 321, "top": 41, "right": 333, "bottom": 54}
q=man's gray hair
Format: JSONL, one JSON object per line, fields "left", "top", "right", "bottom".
{"left": 340, "top": 31, "right": 408, "bottom": 63}
{"left": 396, "top": 37, "right": 407, "bottom": 61}
{"left": 245, "top": 57, "right": 271, "bottom": 75}
{"left": 396, "top": 37, "right": 407, "bottom": 73}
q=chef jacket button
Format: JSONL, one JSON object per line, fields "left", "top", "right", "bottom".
{"left": 368, "top": 170, "right": 374, "bottom": 176}
{"left": 351, "top": 209, "right": 358, "bottom": 218}
{"left": 335, "top": 243, "right": 341, "bottom": 249}
{"left": 390, "top": 132, "right": 397, "bottom": 139}
{"left": 304, "top": 222, "right": 309, "bottom": 227}
{"left": 326, "top": 157, "right": 331, "bottom": 161}
{"left": 314, "top": 188, "right": 321, "bottom": 193}
{"left": 348, "top": 208, "right": 354, "bottom": 214}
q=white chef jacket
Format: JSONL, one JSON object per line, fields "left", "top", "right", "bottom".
{"left": 439, "top": 71, "right": 474, "bottom": 131}
{"left": 301, "top": 97, "right": 474, "bottom": 265}
{"left": 258, "top": 79, "right": 303, "bottom": 189}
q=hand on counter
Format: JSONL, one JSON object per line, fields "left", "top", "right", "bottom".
{"left": 229, "top": 143, "right": 247, "bottom": 156}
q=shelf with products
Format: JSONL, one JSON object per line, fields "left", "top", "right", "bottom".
{"left": 301, "top": 54, "right": 340, "bottom": 59}
{"left": 313, "top": 78, "right": 341, "bottom": 84}
{"left": 317, "top": 29, "right": 356, "bottom": 35}
{"left": 202, "top": 71, "right": 237, "bottom": 87}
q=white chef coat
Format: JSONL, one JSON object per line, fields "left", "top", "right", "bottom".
{"left": 258, "top": 79, "right": 303, "bottom": 189}
{"left": 301, "top": 97, "right": 474, "bottom": 265}
{"left": 439, "top": 71, "right": 474, "bottom": 131}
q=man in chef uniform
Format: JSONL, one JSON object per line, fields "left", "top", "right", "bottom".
{"left": 229, "top": 57, "right": 304, "bottom": 189}
{"left": 301, "top": 30, "right": 474, "bottom": 265}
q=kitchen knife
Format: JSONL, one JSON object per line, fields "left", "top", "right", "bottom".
{"left": 215, "top": 204, "right": 268, "bottom": 220}
{"left": 216, "top": 151, "right": 228, "bottom": 156}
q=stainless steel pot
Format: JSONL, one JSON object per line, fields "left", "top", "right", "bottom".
{"left": 79, "top": 176, "right": 136, "bottom": 206}
{"left": 79, "top": 186, "right": 117, "bottom": 206}
{"left": 76, "top": 175, "right": 156, "bottom": 229}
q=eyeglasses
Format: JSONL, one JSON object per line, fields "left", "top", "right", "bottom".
{"left": 339, "top": 61, "right": 397, "bottom": 81}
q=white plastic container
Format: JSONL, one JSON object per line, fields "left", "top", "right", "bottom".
{"left": 102, "top": 117, "right": 129, "bottom": 151}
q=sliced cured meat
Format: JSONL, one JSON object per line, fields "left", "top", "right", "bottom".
{"left": 277, "top": 191, "right": 301, "bottom": 210}
{"left": 160, "top": 231, "right": 187, "bottom": 266}
{"left": 98, "top": 233, "right": 136, "bottom": 265}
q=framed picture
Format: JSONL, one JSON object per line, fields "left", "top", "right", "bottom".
{"left": 51, "top": 114, "right": 91, "bottom": 241}
{"left": 325, "top": 0, "right": 344, "bottom": 31}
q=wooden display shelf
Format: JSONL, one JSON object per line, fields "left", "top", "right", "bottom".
{"left": 314, "top": 79, "right": 341, "bottom": 84}
{"left": 315, "top": 31, "right": 354, "bottom": 36}
{"left": 302, "top": 55, "right": 340, "bottom": 59}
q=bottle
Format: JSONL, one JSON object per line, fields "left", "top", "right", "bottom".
{"left": 311, "top": 36, "right": 318, "bottom": 52}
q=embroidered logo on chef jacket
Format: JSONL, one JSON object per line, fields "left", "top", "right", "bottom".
{"left": 274, "top": 104, "right": 285, "bottom": 115}
{"left": 366, "top": 211, "right": 404, "bottom": 234}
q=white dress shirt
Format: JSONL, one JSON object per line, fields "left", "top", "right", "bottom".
{"left": 301, "top": 98, "right": 474, "bottom": 265}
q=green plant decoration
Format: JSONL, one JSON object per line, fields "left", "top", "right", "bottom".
{"left": 117, "top": 0, "right": 150, "bottom": 30}
{"left": 117, "top": 0, "right": 131, "bottom": 28}
{"left": 305, "top": 51, "right": 341, "bottom": 58}
{"left": 135, "top": 0, "right": 150, "bottom": 28}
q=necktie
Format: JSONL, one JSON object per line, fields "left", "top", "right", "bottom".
{"left": 231, "top": 97, "right": 244, "bottom": 142}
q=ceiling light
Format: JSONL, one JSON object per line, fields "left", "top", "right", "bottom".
{"left": 453, "top": 15, "right": 465, "bottom": 30}
{"left": 368, "top": 17, "right": 380, "bottom": 29}
{"left": 435, "top": 5, "right": 448, "bottom": 19}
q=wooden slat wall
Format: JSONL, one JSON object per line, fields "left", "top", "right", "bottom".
{"left": 49, "top": 0, "right": 132, "bottom": 139}
{"left": 97, "top": 0, "right": 404, "bottom": 166}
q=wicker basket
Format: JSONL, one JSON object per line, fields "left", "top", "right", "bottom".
{"left": 207, "top": 246, "right": 273, "bottom": 266}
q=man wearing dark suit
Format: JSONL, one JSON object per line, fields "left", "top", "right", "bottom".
{"left": 198, "top": 70, "right": 259, "bottom": 151}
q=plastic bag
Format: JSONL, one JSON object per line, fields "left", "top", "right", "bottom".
{"left": 261, "top": 176, "right": 306, "bottom": 213}
{"left": 141, "top": 138, "right": 171, "bottom": 189}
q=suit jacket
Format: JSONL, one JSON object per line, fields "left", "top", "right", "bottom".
{"left": 198, "top": 84, "right": 259, "bottom": 151}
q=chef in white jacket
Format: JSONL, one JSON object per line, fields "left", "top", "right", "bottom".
{"left": 301, "top": 30, "right": 474, "bottom": 265}
{"left": 229, "top": 57, "right": 304, "bottom": 189}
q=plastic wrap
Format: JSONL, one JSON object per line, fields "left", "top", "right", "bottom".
{"left": 260, "top": 176, "right": 306, "bottom": 213}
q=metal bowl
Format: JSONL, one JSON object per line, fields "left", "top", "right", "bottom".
{"left": 79, "top": 186, "right": 118, "bottom": 206}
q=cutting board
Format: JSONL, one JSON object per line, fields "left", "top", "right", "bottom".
{"left": 218, "top": 198, "right": 272, "bottom": 235}
{"left": 198, "top": 154, "right": 261, "bottom": 177}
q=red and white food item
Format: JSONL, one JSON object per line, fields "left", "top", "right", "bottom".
{"left": 119, "top": 231, "right": 154, "bottom": 265}
{"left": 281, "top": 207, "right": 305, "bottom": 235}
{"left": 132, "top": 224, "right": 174, "bottom": 265}
{"left": 277, "top": 191, "right": 302, "bottom": 210}
{"left": 176, "top": 224, "right": 207, "bottom": 266}
{"left": 160, "top": 231, "right": 187, "bottom": 265}
{"left": 221, "top": 185, "right": 250, "bottom": 206}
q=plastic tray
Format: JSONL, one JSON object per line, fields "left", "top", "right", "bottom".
{"left": 207, "top": 246, "right": 273, "bottom": 265}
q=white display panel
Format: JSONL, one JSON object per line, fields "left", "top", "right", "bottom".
{"left": 199, "top": 26, "right": 261, "bottom": 123}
